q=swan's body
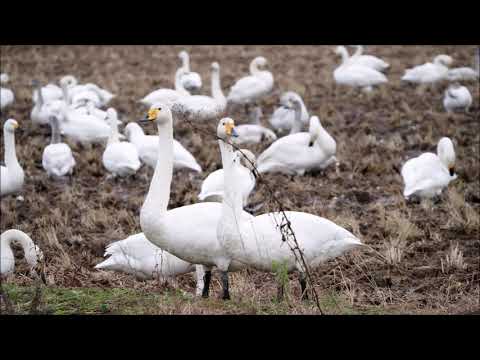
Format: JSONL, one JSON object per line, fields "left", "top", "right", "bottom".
{"left": 401, "top": 55, "right": 453, "bottom": 84}
{"left": 171, "top": 63, "right": 226, "bottom": 122}
{"left": 443, "top": 84, "right": 472, "bottom": 113}
{"left": 42, "top": 115, "right": 76, "bottom": 177}
{"left": 233, "top": 107, "right": 277, "bottom": 145}
{"left": 446, "top": 67, "right": 479, "bottom": 82}
{"left": 60, "top": 75, "right": 114, "bottom": 107}
{"left": 198, "top": 149, "right": 256, "bottom": 206}
{"left": 401, "top": 137, "right": 457, "bottom": 199}
{"left": 124, "top": 122, "right": 202, "bottom": 172}
{"left": 0, "top": 73, "right": 15, "bottom": 110}
{"left": 178, "top": 50, "right": 202, "bottom": 92}
{"left": 1, "top": 229, "right": 42, "bottom": 276}
{"left": 269, "top": 92, "right": 309, "bottom": 134}
{"left": 139, "top": 69, "right": 190, "bottom": 108}
{"left": 350, "top": 45, "right": 390, "bottom": 72}
{"left": 1, "top": 119, "right": 24, "bottom": 197}
{"left": 215, "top": 118, "right": 362, "bottom": 299}
{"left": 102, "top": 109, "right": 141, "bottom": 177}
{"left": 31, "top": 80, "right": 67, "bottom": 126}
{"left": 227, "top": 57, "right": 274, "bottom": 105}
{"left": 32, "top": 83, "right": 63, "bottom": 104}
{"left": 257, "top": 115, "right": 337, "bottom": 175}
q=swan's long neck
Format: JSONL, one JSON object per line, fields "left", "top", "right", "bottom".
{"left": 219, "top": 140, "right": 244, "bottom": 220}
{"left": 211, "top": 69, "right": 225, "bottom": 103}
{"left": 175, "top": 70, "right": 190, "bottom": 96}
{"left": 35, "top": 83, "right": 45, "bottom": 107}
{"left": 142, "top": 120, "right": 174, "bottom": 217}
{"left": 249, "top": 60, "right": 259, "bottom": 75}
{"left": 338, "top": 47, "right": 350, "bottom": 64}
{"left": 61, "top": 82, "right": 70, "bottom": 103}
{"left": 289, "top": 104, "right": 303, "bottom": 134}
{"left": 4, "top": 129, "right": 20, "bottom": 170}
{"left": 50, "top": 117, "right": 61, "bottom": 144}
{"left": 353, "top": 45, "right": 363, "bottom": 58}
{"left": 183, "top": 53, "right": 190, "bottom": 72}
{"left": 107, "top": 119, "right": 120, "bottom": 145}
{"left": 1, "top": 230, "right": 37, "bottom": 266}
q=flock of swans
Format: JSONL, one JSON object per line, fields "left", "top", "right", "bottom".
{"left": 1, "top": 46, "right": 478, "bottom": 301}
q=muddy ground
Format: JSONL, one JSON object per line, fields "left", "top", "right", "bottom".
{"left": 0, "top": 45, "right": 479, "bottom": 314}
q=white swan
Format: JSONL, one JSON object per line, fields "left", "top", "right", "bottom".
{"left": 269, "top": 91, "right": 309, "bottom": 134}
{"left": 59, "top": 75, "right": 114, "bottom": 107}
{"left": 443, "top": 84, "right": 472, "bottom": 113}
{"left": 95, "top": 232, "right": 205, "bottom": 295}
{"left": 124, "top": 122, "right": 202, "bottom": 173}
{"left": 198, "top": 148, "right": 256, "bottom": 206}
{"left": 401, "top": 137, "right": 457, "bottom": 199}
{"left": 139, "top": 68, "right": 190, "bottom": 108}
{"left": 102, "top": 109, "right": 141, "bottom": 177}
{"left": 256, "top": 116, "right": 337, "bottom": 175}
{"left": 1, "top": 119, "right": 24, "bottom": 197}
{"left": 0, "top": 73, "right": 15, "bottom": 111}
{"left": 32, "top": 81, "right": 63, "bottom": 104}
{"left": 171, "top": 62, "right": 227, "bottom": 122}
{"left": 178, "top": 50, "right": 202, "bottom": 92}
{"left": 42, "top": 114, "right": 76, "bottom": 178}
{"left": 1, "top": 229, "right": 43, "bottom": 276}
{"left": 334, "top": 46, "right": 388, "bottom": 92}
{"left": 350, "top": 45, "right": 390, "bottom": 72}
{"left": 31, "top": 80, "right": 67, "bottom": 126}
{"left": 215, "top": 118, "right": 362, "bottom": 299}
{"left": 227, "top": 56, "right": 274, "bottom": 107}
{"left": 232, "top": 107, "right": 277, "bottom": 145}
{"left": 401, "top": 55, "right": 453, "bottom": 84}
{"left": 446, "top": 67, "right": 479, "bottom": 82}
{"left": 139, "top": 104, "right": 253, "bottom": 298}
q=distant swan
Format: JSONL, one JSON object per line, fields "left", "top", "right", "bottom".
{"left": 178, "top": 50, "right": 202, "bottom": 93}
{"left": 443, "top": 83, "right": 472, "bottom": 113}
{"left": 1, "top": 229, "right": 43, "bottom": 276}
{"left": 0, "top": 73, "right": 15, "bottom": 111}
{"left": 1, "top": 119, "right": 24, "bottom": 197}
{"left": 401, "top": 55, "right": 453, "bottom": 84}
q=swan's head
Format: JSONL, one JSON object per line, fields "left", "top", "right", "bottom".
{"left": 434, "top": 54, "right": 453, "bottom": 67}
{"left": 253, "top": 56, "right": 268, "bottom": 68}
{"left": 334, "top": 46, "right": 346, "bottom": 55}
{"left": 4, "top": 119, "right": 19, "bottom": 133}
{"left": 0, "top": 73, "right": 9, "bottom": 84}
{"left": 437, "top": 137, "right": 456, "bottom": 176}
{"left": 124, "top": 122, "right": 143, "bottom": 140}
{"left": 144, "top": 103, "right": 172, "bottom": 125}
{"left": 178, "top": 50, "right": 188, "bottom": 61}
{"left": 237, "top": 149, "right": 256, "bottom": 171}
{"left": 217, "top": 118, "right": 239, "bottom": 140}
{"left": 211, "top": 62, "right": 220, "bottom": 72}
{"left": 59, "top": 75, "right": 78, "bottom": 88}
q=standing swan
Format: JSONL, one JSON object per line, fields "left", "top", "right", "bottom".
{"left": 178, "top": 50, "right": 202, "bottom": 93}
{"left": 0, "top": 73, "right": 15, "bottom": 111}
{"left": 139, "top": 104, "right": 252, "bottom": 298}
{"left": 216, "top": 118, "right": 362, "bottom": 300}
{"left": 42, "top": 115, "right": 76, "bottom": 178}
{"left": 1, "top": 119, "right": 24, "bottom": 197}
{"left": 1, "top": 230, "right": 43, "bottom": 276}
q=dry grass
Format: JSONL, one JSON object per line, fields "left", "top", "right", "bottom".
{"left": 441, "top": 243, "right": 467, "bottom": 274}
{"left": 446, "top": 188, "right": 480, "bottom": 231}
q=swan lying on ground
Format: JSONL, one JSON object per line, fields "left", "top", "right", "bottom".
{"left": 60, "top": 75, "right": 114, "bottom": 107}
{"left": 443, "top": 84, "right": 472, "bottom": 113}
{"left": 1, "top": 119, "right": 24, "bottom": 198}
{"left": 401, "top": 55, "right": 453, "bottom": 84}
{"left": 42, "top": 115, "right": 76, "bottom": 178}
{"left": 31, "top": 80, "right": 67, "bottom": 126}
{"left": 232, "top": 107, "right": 277, "bottom": 145}
{"left": 95, "top": 232, "right": 205, "bottom": 296}
{"left": 139, "top": 68, "right": 191, "bottom": 108}
{"left": 1, "top": 229, "right": 43, "bottom": 276}
{"left": 257, "top": 115, "right": 337, "bottom": 175}
{"left": 269, "top": 91, "right": 309, "bottom": 134}
{"left": 198, "top": 148, "right": 256, "bottom": 206}
{"left": 124, "top": 122, "right": 202, "bottom": 172}
{"left": 0, "top": 73, "right": 15, "bottom": 111}
{"left": 401, "top": 137, "right": 457, "bottom": 200}
{"left": 349, "top": 45, "right": 390, "bottom": 72}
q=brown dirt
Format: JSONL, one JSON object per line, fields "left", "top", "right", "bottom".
{"left": 1, "top": 45, "right": 479, "bottom": 314}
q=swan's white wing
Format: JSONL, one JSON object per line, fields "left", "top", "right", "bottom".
{"left": 0, "top": 88, "right": 14, "bottom": 110}
{"left": 198, "top": 169, "right": 224, "bottom": 200}
{"left": 173, "top": 140, "right": 202, "bottom": 172}
{"left": 140, "top": 89, "right": 183, "bottom": 107}
{"left": 180, "top": 72, "right": 202, "bottom": 92}
{"left": 227, "top": 75, "right": 271, "bottom": 104}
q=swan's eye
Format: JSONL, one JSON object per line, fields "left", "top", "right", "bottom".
{"left": 157, "top": 107, "right": 162, "bottom": 111}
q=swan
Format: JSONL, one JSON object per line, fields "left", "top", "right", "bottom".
{"left": 1, "top": 229, "right": 43, "bottom": 276}
{"left": 171, "top": 62, "right": 227, "bottom": 122}
{"left": 42, "top": 115, "right": 76, "bottom": 178}
{"left": 139, "top": 68, "right": 191, "bottom": 108}
{"left": 443, "top": 83, "right": 472, "bottom": 113}
{"left": 59, "top": 75, "right": 114, "bottom": 107}
{"left": 32, "top": 81, "right": 63, "bottom": 104}
{"left": 334, "top": 46, "right": 388, "bottom": 92}
{"left": 256, "top": 115, "right": 337, "bottom": 175}
{"left": 227, "top": 56, "right": 274, "bottom": 111}
{"left": 31, "top": 80, "right": 67, "bottom": 126}
{"left": 139, "top": 104, "right": 253, "bottom": 298}
{"left": 401, "top": 137, "right": 457, "bottom": 199}
{"left": 198, "top": 148, "right": 256, "bottom": 206}
{"left": 232, "top": 107, "right": 277, "bottom": 145}
{"left": 1, "top": 119, "right": 24, "bottom": 197}
{"left": 102, "top": 109, "right": 141, "bottom": 177}
{"left": 269, "top": 91, "right": 310, "bottom": 134}
{"left": 446, "top": 67, "right": 479, "bottom": 82}
{"left": 178, "top": 50, "right": 202, "bottom": 93}
{"left": 350, "top": 45, "right": 390, "bottom": 72}
{"left": 0, "top": 73, "right": 15, "bottom": 111}
{"left": 401, "top": 55, "right": 453, "bottom": 84}
{"left": 215, "top": 117, "right": 362, "bottom": 300}
{"left": 124, "top": 122, "right": 202, "bottom": 172}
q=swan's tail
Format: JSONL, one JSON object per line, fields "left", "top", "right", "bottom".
{"left": 95, "top": 256, "right": 116, "bottom": 270}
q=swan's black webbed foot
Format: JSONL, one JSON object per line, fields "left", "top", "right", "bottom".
{"left": 202, "top": 270, "right": 212, "bottom": 298}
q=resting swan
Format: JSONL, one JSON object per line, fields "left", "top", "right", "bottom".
{"left": 256, "top": 115, "right": 337, "bottom": 175}
{"left": 102, "top": 109, "right": 141, "bottom": 177}
{"left": 401, "top": 55, "right": 453, "bottom": 84}
{"left": 401, "top": 137, "right": 457, "bottom": 199}
{"left": 178, "top": 50, "right": 202, "bottom": 93}
{"left": 334, "top": 46, "right": 388, "bottom": 92}
{"left": 198, "top": 148, "right": 256, "bottom": 206}
{"left": 95, "top": 232, "right": 205, "bottom": 296}
{"left": 171, "top": 62, "right": 227, "bottom": 122}
{"left": 0, "top": 73, "right": 15, "bottom": 111}
{"left": 139, "top": 68, "right": 190, "bottom": 108}
{"left": 446, "top": 49, "right": 479, "bottom": 82}
{"left": 31, "top": 80, "right": 67, "bottom": 126}
{"left": 1, "top": 229, "right": 43, "bottom": 276}
{"left": 350, "top": 45, "right": 390, "bottom": 72}
{"left": 42, "top": 115, "right": 76, "bottom": 178}
{"left": 59, "top": 75, "right": 114, "bottom": 107}
{"left": 124, "top": 122, "right": 202, "bottom": 173}
{"left": 443, "top": 83, "right": 472, "bottom": 113}
{"left": 269, "top": 91, "right": 309, "bottom": 134}
{"left": 232, "top": 107, "right": 277, "bottom": 145}
{"left": 1, "top": 119, "right": 24, "bottom": 197}
{"left": 139, "top": 104, "right": 253, "bottom": 298}
{"left": 215, "top": 118, "right": 362, "bottom": 300}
